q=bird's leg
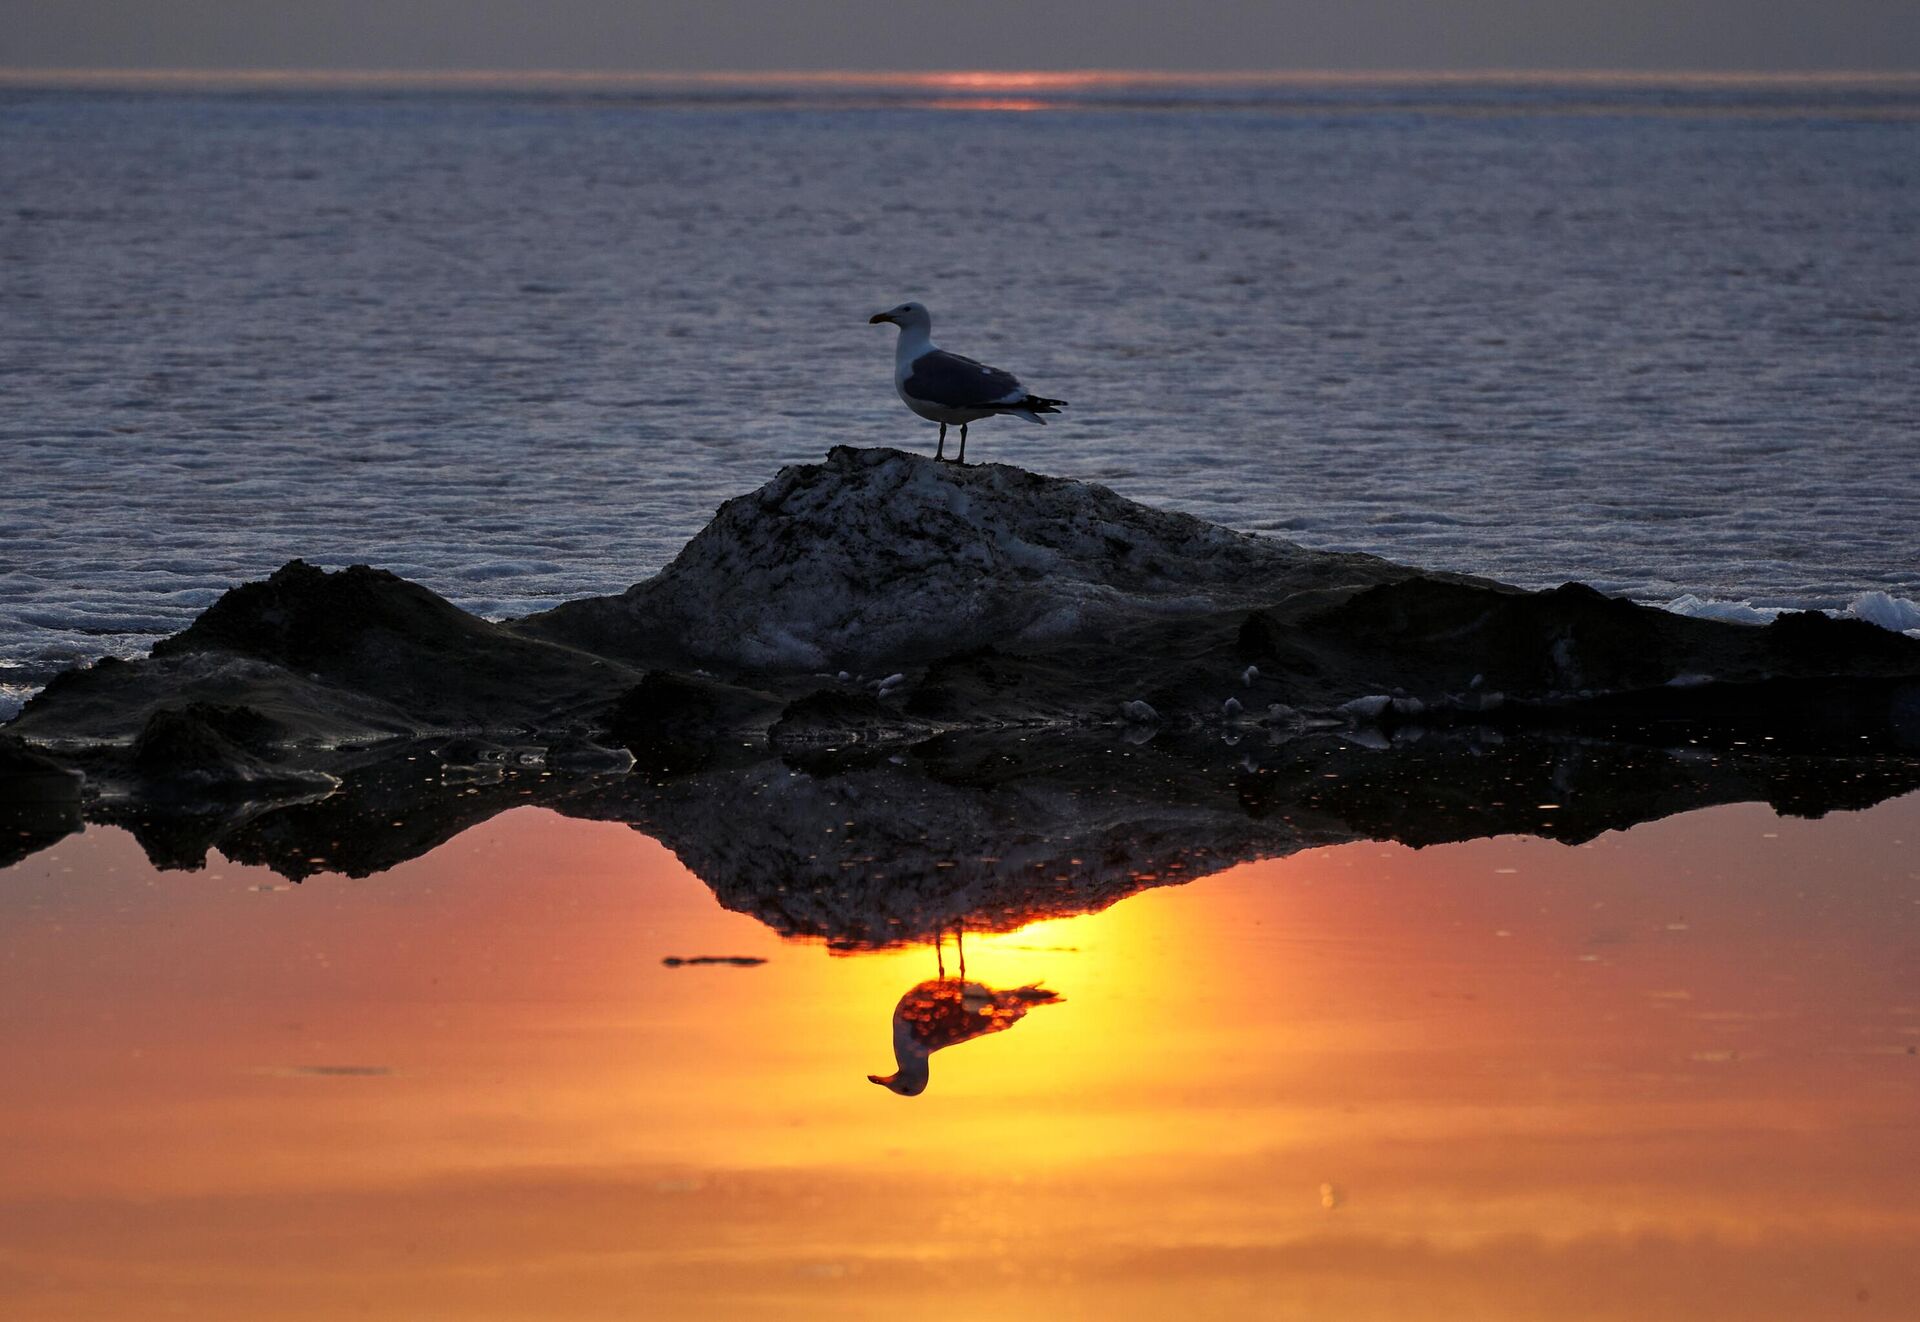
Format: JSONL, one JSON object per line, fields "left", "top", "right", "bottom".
{"left": 958, "top": 423, "right": 968, "bottom": 465}
{"left": 935, "top": 423, "right": 946, "bottom": 462}
{"left": 956, "top": 926, "right": 966, "bottom": 977}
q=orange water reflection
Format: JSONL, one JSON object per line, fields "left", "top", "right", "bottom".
{"left": 1, "top": 796, "right": 1916, "bottom": 1318}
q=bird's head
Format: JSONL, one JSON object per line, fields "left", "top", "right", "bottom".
{"left": 868, "top": 301, "right": 931, "bottom": 331}
{"left": 867, "top": 1071, "right": 927, "bottom": 1096}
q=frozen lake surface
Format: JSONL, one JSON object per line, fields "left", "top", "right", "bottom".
{"left": 4, "top": 74, "right": 1918, "bottom": 709}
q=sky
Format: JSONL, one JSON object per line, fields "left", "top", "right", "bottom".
{"left": 3, "top": 0, "right": 1919, "bottom": 73}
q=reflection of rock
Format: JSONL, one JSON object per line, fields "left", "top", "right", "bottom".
{"left": 0, "top": 733, "right": 83, "bottom": 802}
{"left": 603, "top": 732, "right": 1920, "bottom": 948}
{"left": 0, "top": 734, "right": 85, "bottom": 868}
{"left": 608, "top": 740, "right": 1340, "bottom": 948}
{"left": 16, "top": 727, "right": 1920, "bottom": 945}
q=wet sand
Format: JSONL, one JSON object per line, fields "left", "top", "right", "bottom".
{"left": 2, "top": 793, "right": 1915, "bottom": 1319}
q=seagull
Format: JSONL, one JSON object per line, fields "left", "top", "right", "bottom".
{"left": 869, "top": 301, "right": 1065, "bottom": 464}
{"left": 867, "top": 977, "right": 1063, "bottom": 1096}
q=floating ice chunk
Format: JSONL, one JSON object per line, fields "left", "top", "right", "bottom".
{"left": 874, "top": 672, "right": 905, "bottom": 693}
{"left": 1661, "top": 591, "right": 1920, "bottom": 638}
{"left": 1390, "top": 695, "right": 1426, "bottom": 716}
{"left": 1662, "top": 594, "right": 1784, "bottom": 626}
{"left": 836, "top": 671, "right": 851, "bottom": 683}
{"left": 1667, "top": 672, "right": 1715, "bottom": 687}
{"left": 1337, "top": 694, "right": 1394, "bottom": 723}
{"left": 1848, "top": 591, "right": 1920, "bottom": 635}
{"left": 1242, "top": 665, "right": 1259, "bottom": 687}
{"left": 1223, "top": 696, "right": 1243, "bottom": 719}
{"left": 1469, "top": 673, "right": 1484, "bottom": 690}
{"left": 1120, "top": 699, "right": 1160, "bottom": 724}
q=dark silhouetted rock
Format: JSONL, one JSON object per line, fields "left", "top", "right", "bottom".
{"left": 152, "top": 560, "right": 636, "bottom": 729}
{"left": 130, "top": 707, "right": 338, "bottom": 798}
{"left": 7, "top": 450, "right": 1920, "bottom": 804}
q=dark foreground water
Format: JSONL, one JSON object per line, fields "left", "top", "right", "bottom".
{"left": 3, "top": 72, "right": 1919, "bottom": 714}
{"left": 2, "top": 787, "right": 1916, "bottom": 1320}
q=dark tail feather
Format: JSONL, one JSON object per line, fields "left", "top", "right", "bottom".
{"left": 986, "top": 394, "right": 1067, "bottom": 423}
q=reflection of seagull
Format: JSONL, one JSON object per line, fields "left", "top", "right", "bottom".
{"left": 869, "top": 301, "right": 1066, "bottom": 464}
{"left": 867, "top": 978, "right": 1062, "bottom": 1096}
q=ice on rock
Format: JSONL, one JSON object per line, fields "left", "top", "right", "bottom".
{"left": 1121, "top": 700, "right": 1160, "bottom": 724}
{"left": 1223, "top": 697, "right": 1243, "bottom": 719}
{"left": 1242, "top": 665, "right": 1259, "bottom": 687}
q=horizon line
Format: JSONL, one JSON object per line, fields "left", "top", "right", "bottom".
{"left": 6, "top": 66, "right": 1920, "bottom": 88}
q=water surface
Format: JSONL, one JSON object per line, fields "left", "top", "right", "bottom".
{"left": 3, "top": 790, "right": 1915, "bottom": 1319}
{"left": 4, "top": 73, "right": 1919, "bottom": 708}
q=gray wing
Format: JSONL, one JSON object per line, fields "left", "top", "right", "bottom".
{"left": 902, "top": 349, "right": 1022, "bottom": 408}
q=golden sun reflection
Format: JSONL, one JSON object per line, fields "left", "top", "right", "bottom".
{"left": 914, "top": 96, "right": 1055, "bottom": 112}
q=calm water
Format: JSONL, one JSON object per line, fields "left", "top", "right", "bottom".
{"left": 2, "top": 792, "right": 1916, "bottom": 1319}
{"left": 4, "top": 74, "right": 1920, "bottom": 712}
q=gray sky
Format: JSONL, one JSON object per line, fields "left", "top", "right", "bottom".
{"left": 4, "top": 0, "right": 1918, "bottom": 72}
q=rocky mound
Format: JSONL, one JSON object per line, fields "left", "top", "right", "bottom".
{"left": 5, "top": 447, "right": 1920, "bottom": 807}
{"left": 6, "top": 561, "right": 640, "bottom": 758}
{"left": 516, "top": 445, "right": 1429, "bottom": 672}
